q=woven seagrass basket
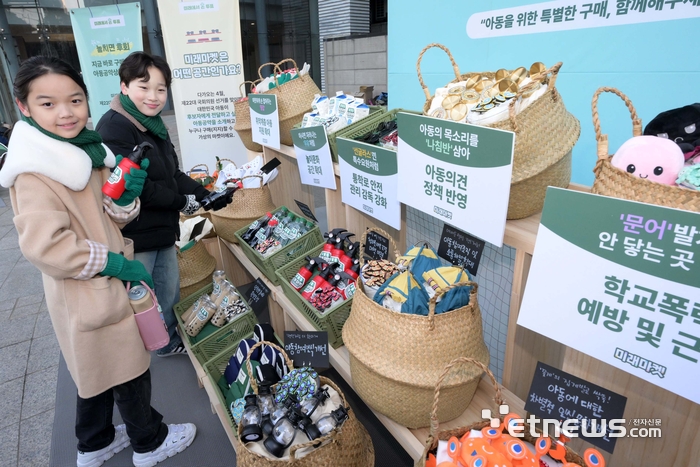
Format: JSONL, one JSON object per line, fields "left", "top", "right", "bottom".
{"left": 177, "top": 240, "right": 216, "bottom": 299}
{"left": 342, "top": 228, "right": 490, "bottom": 429}
{"left": 257, "top": 59, "right": 320, "bottom": 147}
{"left": 209, "top": 175, "right": 276, "bottom": 244}
{"left": 234, "top": 80, "right": 263, "bottom": 152}
{"left": 416, "top": 43, "right": 580, "bottom": 219}
{"left": 415, "top": 357, "right": 586, "bottom": 467}
{"left": 591, "top": 87, "right": 700, "bottom": 212}
{"left": 235, "top": 341, "right": 375, "bottom": 467}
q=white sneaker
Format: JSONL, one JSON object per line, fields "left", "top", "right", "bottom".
{"left": 132, "top": 423, "right": 197, "bottom": 467}
{"left": 77, "top": 424, "right": 130, "bottom": 467}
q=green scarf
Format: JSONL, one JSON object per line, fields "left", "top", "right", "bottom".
{"left": 119, "top": 94, "right": 168, "bottom": 140}
{"left": 22, "top": 116, "right": 106, "bottom": 168}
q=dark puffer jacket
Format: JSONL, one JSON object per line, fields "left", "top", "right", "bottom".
{"left": 96, "top": 95, "right": 208, "bottom": 253}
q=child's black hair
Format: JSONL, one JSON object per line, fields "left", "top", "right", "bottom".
{"left": 13, "top": 56, "right": 88, "bottom": 105}
{"left": 119, "top": 52, "right": 172, "bottom": 89}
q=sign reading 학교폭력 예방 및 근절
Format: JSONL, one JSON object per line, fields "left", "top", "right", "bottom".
{"left": 157, "top": 0, "right": 247, "bottom": 170}
{"left": 291, "top": 126, "right": 337, "bottom": 190}
{"left": 336, "top": 138, "right": 401, "bottom": 230}
{"left": 70, "top": 3, "right": 143, "bottom": 124}
{"left": 250, "top": 94, "right": 280, "bottom": 150}
{"left": 396, "top": 112, "right": 514, "bottom": 247}
{"left": 518, "top": 187, "right": 700, "bottom": 405}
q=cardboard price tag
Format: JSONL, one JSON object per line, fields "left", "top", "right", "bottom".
{"left": 525, "top": 361, "right": 627, "bottom": 453}
{"left": 245, "top": 278, "right": 271, "bottom": 313}
{"left": 364, "top": 230, "right": 390, "bottom": 260}
{"left": 284, "top": 331, "right": 329, "bottom": 369}
{"left": 294, "top": 200, "right": 318, "bottom": 223}
{"left": 437, "top": 223, "right": 485, "bottom": 276}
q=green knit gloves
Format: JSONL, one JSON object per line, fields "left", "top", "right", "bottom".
{"left": 100, "top": 251, "right": 154, "bottom": 289}
{"left": 113, "top": 156, "right": 150, "bottom": 206}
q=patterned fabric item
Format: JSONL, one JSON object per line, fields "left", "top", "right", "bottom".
{"left": 118, "top": 94, "right": 168, "bottom": 139}
{"left": 73, "top": 240, "right": 108, "bottom": 280}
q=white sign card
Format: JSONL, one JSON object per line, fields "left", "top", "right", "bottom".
{"left": 290, "top": 126, "right": 337, "bottom": 190}
{"left": 250, "top": 94, "right": 280, "bottom": 150}
{"left": 396, "top": 112, "right": 514, "bottom": 247}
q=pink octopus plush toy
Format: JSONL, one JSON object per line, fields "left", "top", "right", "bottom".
{"left": 611, "top": 135, "right": 685, "bottom": 185}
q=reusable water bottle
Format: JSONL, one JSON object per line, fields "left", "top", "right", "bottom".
{"left": 127, "top": 282, "right": 169, "bottom": 351}
{"left": 102, "top": 142, "right": 153, "bottom": 199}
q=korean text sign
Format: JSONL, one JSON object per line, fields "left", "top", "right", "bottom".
{"left": 518, "top": 188, "right": 700, "bottom": 404}
{"left": 157, "top": 0, "right": 246, "bottom": 170}
{"left": 250, "top": 94, "right": 280, "bottom": 149}
{"left": 290, "top": 126, "right": 337, "bottom": 190}
{"left": 336, "top": 138, "right": 401, "bottom": 230}
{"left": 396, "top": 112, "right": 514, "bottom": 247}
{"left": 70, "top": 3, "right": 143, "bottom": 123}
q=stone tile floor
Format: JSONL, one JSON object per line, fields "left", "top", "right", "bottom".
{"left": 0, "top": 185, "right": 58, "bottom": 467}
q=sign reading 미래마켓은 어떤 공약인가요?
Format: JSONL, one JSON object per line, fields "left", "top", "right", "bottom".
{"left": 518, "top": 187, "right": 700, "bottom": 404}
{"left": 396, "top": 112, "right": 514, "bottom": 247}
{"left": 336, "top": 138, "right": 401, "bottom": 230}
{"left": 250, "top": 94, "right": 280, "bottom": 150}
{"left": 70, "top": 3, "right": 143, "bottom": 124}
{"left": 291, "top": 126, "right": 337, "bottom": 190}
{"left": 157, "top": 0, "right": 247, "bottom": 171}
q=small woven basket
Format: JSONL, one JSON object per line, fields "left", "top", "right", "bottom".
{"left": 342, "top": 228, "right": 490, "bottom": 428}
{"left": 177, "top": 240, "right": 217, "bottom": 299}
{"left": 209, "top": 175, "right": 276, "bottom": 244}
{"left": 416, "top": 43, "right": 580, "bottom": 219}
{"left": 258, "top": 59, "right": 320, "bottom": 147}
{"left": 416, "top": 357, "right": 586, "bottom": 467}
{"left": 235, "top": 341, "right": 375, "bottom": 467}
{"left": 234, "top": 80, "right": 264, "bottom": 152}
{"left": 591, "top": 87, "right": 700, "bottom": 212}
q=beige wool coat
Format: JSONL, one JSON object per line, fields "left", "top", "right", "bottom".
{"left": 0, "top": 121, "right": 150, "bottom": 398}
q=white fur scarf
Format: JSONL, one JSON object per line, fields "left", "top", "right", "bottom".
{"left": 0, "top": 121, "right": 116, "bottom": 191}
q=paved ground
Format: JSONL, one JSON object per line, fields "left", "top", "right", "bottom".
{"left": 0, "top": 114, "right": 181, "bottom": 467}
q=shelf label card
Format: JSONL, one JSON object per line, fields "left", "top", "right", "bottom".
{"left": 397, "top": 112, "right": 514, "bottom": 247}
{"left": 250, "top": 93, "right": 280, "bottom": 149}
{"left": 284, "top": 331, "right": 329, "bottom": 369}
{"left": 437, "top": 223, "right": 485, "bottom": 276}
{"left": 291, "top": 126, "right": 337, "bottom": 189}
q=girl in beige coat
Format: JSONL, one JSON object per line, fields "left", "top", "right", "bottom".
{"left": 0, "top": 56, "right": 196, "bottom": 467}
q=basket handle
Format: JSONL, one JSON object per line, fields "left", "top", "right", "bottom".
{"left": 188, "top": 163, "right": 209, "bottom": 174}
{"left": 238, "top": 80, "right": 259, "bottom": 98}
{"left": 359, "top": 226, "right": 401, "bottom": 267}
{"left": 416, "top": 43, "right": 461, "bottom": 101}
{"left": 591, "top": 87, "right": 642, "bottom": 161}
{"left": 502, "top": 61, "right": 563, "bottom": 134}
{"left": 239, "top": 174, "right": 264, "bottom": 188}
{"left": 244, "top": 340, "right": 295, "bottom": 395}
{"left": 421, "top": 357, "right": 502, "bottom": 460}
{"left": 427, "top": 280, "right": 479, "bottom": 331}
{"left": 257, "top": 62, "right": 281, "bottom": 91}
{"left": 274, "top": 58, "right": 300, "bottom": 75}
{"left": 218, "top": 158, "right": 237, "bottom": 169}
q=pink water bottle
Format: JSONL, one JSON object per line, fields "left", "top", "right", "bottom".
{"left": 127, "top": 282, "right": 170, "bottom": 351}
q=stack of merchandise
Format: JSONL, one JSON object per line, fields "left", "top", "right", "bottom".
{"left": 180, "top": 270, "right": 252, "bottom": 342}
{"left": 299, "top": 92, "right": 372, "bottom": 134}
{"left": 426, "top": 62, "right": 549, "bottom": 125}
{"left": 240, "top": 207, "right": 316, "bottom": 259}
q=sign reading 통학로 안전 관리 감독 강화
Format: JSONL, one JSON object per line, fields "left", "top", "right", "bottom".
{"left": 291, "top": 126, "right": 337, "bottom": 190}
{"left": 336, "top": 138, "right": 401, "bottom": 230}
{"left": 250, "top": 94, "right": 281, "bottom": 150}
{"left": 396, "top": 112, "right": 514, "bottom": 247}
{"left": 518, "top": 187, "right": 700, "bottom": 405}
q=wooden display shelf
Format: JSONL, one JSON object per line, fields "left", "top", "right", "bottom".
{"left": 219, "top": 237, "right": 528, "bottom": 461}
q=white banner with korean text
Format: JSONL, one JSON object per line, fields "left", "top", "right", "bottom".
{"left": 157, "top": 0, "right": 247, "bottom": 171}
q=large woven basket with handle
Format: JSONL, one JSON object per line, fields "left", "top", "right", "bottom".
{"left": 177, "top": 240, "right": 217, "bottom": 299}
{"left": 234, "top": 80, "right": 263, "bottom": 152}
{"left": 591, "top": 87, "right": 700, "bottom": 212}
{"left": 415, "top": 357, "right": 586, "bottom": 467}
{"left": 257, "top": 59, "right": 321, "bottom": 147}
{"left": 209, "top": 174, "right": 276, "bottom": 244}
{"left": 235, "top": 341, "right": 375, "bottom": 467}
{"left": 416, "top": 43, "right": 580, "bottom": 219}
{"left": 342, "top": 228, "right": 490, "bottom": 429}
